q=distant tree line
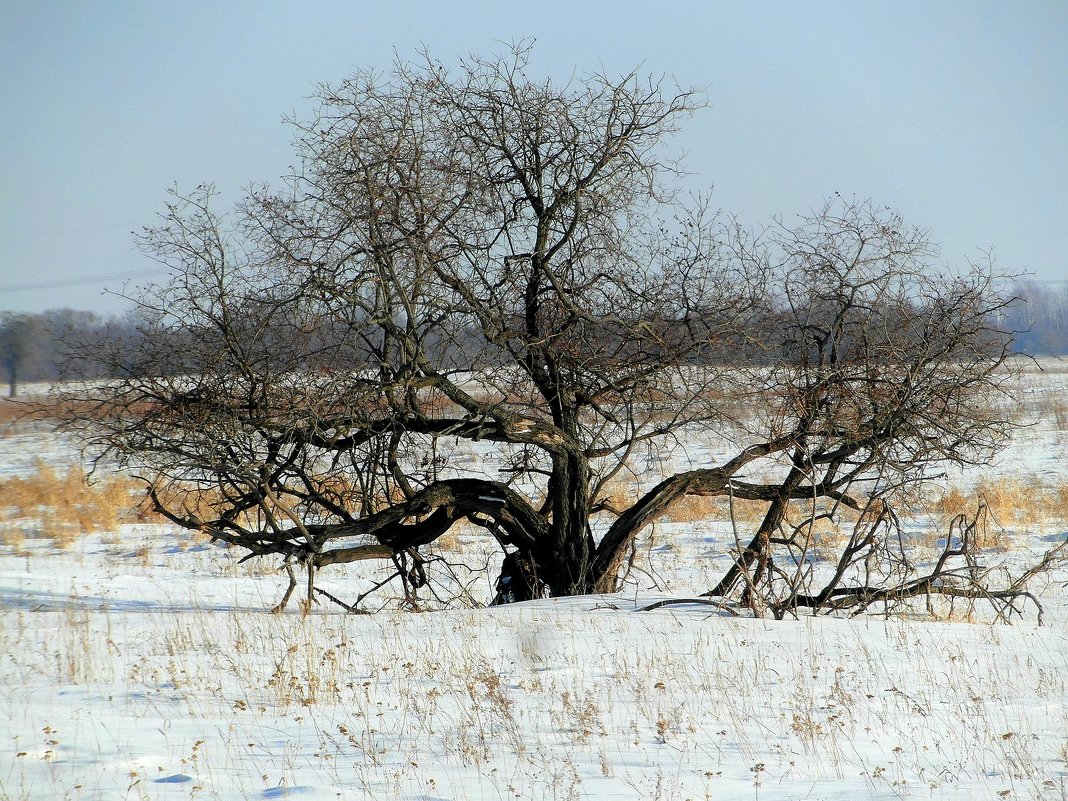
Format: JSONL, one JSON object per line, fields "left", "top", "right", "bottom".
{"left": 999, "top": 280, "right": 1068, "bottom": 356}
{"left": 0, "top": 308, "right": 189, "bottom": 397}
{"left": 2, "top": 279, "right": 1066, "bottom": 398}
{"left": 0, "top": 309, "right": 128, "bottom": 397}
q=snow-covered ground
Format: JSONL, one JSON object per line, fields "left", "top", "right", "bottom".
{"left": 1, "top": 363, "right": 1066, "bottom": 800}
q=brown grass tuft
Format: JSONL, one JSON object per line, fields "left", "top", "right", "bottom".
{"left": 432, "top": 521, "right": 470, "bottom": 553}
{"left": 934, "top": 476, "right": 1068, "bottom": 530}
{"left": 664, "top": 493, "right": 767, "bottom": 525}
{"left": 0, "top": 460, "right": 143, "bottom": 548}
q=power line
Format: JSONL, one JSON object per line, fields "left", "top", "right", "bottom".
{"left": 0, "top": 268, "right": 170, "bottom": 293}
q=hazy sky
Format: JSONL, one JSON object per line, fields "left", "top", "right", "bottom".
{"left": 2, "top": 1, "right": 1065, "bottom": 314}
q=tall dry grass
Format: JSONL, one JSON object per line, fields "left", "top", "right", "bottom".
{"left": 0, "top": 460, "right": 143, "bottom": 548}
{"left": 663, "top": 493, "right": 768, "bottom": 526}
{"left": 934, "top": 476, "right": 1068, "bottom": 528}
{"left": 595, "top": 476, "right": 769, "bottom": 527}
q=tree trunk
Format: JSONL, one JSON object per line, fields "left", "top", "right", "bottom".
{"left": 4, "top": 359, "right": 15, "bottom": 398}
{"left": 539, "top": 451, "right": 595, "bottom": 596}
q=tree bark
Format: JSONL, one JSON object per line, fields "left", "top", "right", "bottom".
{"left": 540, "top": 450, "right": 596, "bottom": 595}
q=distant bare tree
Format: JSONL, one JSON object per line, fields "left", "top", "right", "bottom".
{"left": 0, "top": 309, "right": 140, "bottom": 397}
{"left": 53, "top": 47, "right": 1058, "bottom": 618}
{"left": 1, "top": 312, "right": 48, "bottom": 397}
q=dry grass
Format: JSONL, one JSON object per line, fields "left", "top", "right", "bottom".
{"left": 596, "top": 474, "right": 770, "bottom": 526}
{"left": 800, "top": 515, "right": 855, "bottom": 558}
{"left": 0, "top": 572, "right": 1063, "bottom": 800}
{"left": 1052, "top": 397, "right": 1068, "bottom": 431}
{"left": 0, "top": 397, "right": 20, "bottom": 428}
{"left": 1022, "top": 389, "right": 1068, "bottom": 430}
{"left": 137, "top": 481, "right": 230, "bottom": 525}
{"left": 664, "top": 493, "right": 767, "bottom": 525}
{"left": 0, "top": 394, "right": 62, "bottom": 438}
{"left": 1005, "top": 365, "right": 1068, "bottom": 428}
{"left": 591, "top": 474, "right": 643, "bottom": 516}
{"left": 0, "top": 460, "right": 143, "bottom": 548}
{"left": 918, "top": 476, "right": 1068, "bottom": 552}
{"left": 934, "top": 476, "right": 1068, "bottom": 528}
{"left": 137, "top": 475, "right": 370, "bottom": 533}
{"left": 432, "top": 519, "right": 477, "bottom": 553}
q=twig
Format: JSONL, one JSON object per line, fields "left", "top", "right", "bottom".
{"left": 637, "top": 597, "right": 739, "bottom": 615}
{"left": 313, "top": 586, "right": 370, "bottom": 614}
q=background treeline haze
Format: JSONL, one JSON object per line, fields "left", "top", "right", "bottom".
{"left": 3, "top": 280, "right": 1067, "bottom": 398}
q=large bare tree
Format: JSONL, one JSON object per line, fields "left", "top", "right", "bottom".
{"left": 55, "top": 47, "right": 1053, "bottom": 617}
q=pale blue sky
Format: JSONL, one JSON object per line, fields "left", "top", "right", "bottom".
{"left": 2, "top": 1, "right": 1065, "bottom": 313}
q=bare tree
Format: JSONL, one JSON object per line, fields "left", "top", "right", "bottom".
{"left": 53, "top": 47, "right": 1057, "bottom": 617}
{"left": 694, "top": 201, "right": 1045, "bottom": 619}
{"left": 1, "top": 314, "right": 26, "bottom": 398}
{"left": 0, "top": 311, "right": 100, "bottom": 396}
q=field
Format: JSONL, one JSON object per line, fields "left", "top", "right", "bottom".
{"left": 1, "top": 363, "right": 1067, "bottom": 800}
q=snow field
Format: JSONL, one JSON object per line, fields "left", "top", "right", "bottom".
{"left": 0, "top": 529, "right": 1066, "bottom": 800}
{"left": 1, "top": 362, "right": 1067, "bottom": 799}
